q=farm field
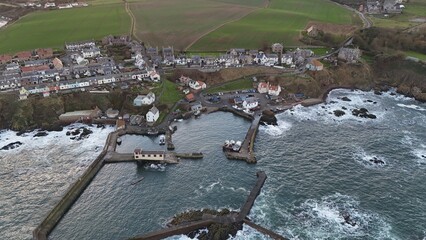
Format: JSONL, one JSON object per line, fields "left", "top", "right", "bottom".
{"left": 129, "top": 0, "right": 265, "bottom": 50}
{"left": 406, "top": 51, "right": 426, "bottom": 61}
{"left": 0, "top": 4, "right": 130, "bottom": 54}
{"left": 190, "top": 0, "right": 359, "bottom": 51}
{"left": 206, "top": 78, "right": 254, "bottom": 94}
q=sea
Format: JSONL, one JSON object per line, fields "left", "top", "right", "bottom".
{"left": 0, "top": 89, "right": 425, "bottom": 240}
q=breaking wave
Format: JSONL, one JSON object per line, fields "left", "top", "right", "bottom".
{"left": 352, "top": 147, "right": 388, "bottom": 169}
{"left": 260, "top": 120, "right": 292, "bottom": 137}
{"left": 288, "top": 193, "right": 397, "bottom": 240}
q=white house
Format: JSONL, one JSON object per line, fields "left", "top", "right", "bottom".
{"left": 134, "top": 148, "right": 165, "bottom": 161}
{"left": 242, "top": 97, "right": 259, "bottom": 110}
{"left": 268, "top": 84, "right": 281, "bottom": 96}
{"left": 188, "top": 80, "right": 206, "bottom": 90}
{"left": 146, "top": 106, "right": 159, "bottom": 123}
{"left": 44, "top": 2, "right": 56, "bottom": 8}
{"left": 149, "top": 70, "right": 160, "bottom": 82}
{"left": 76, "top": 56, "right": 89, "bottom": 65}
{"left": 257, "top": 82, "right": 269, "bottom": 94}
{"left": 134, "top": 92, "right": 155, "bottom": 106}
{"left": 82, "top": 47, "right": 101, "bottom": 58}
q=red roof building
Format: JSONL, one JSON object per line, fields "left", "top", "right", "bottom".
{"left": 21, "top": 65, "right": 50, "bottom": 73}
{"left": 15, "top": 51, "right": 33, "bottom": 61}
{"left": 185, "top": 93, "right": 195, "bottom": 102}
{"left": 36, "top": 48, "right": 53, "bottom": 59}
{"left": 0, "top": 54, "right": 13, "bottom": 64}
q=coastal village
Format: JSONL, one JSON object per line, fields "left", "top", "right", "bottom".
{"left": 0, "top": 34, "right": 363, "bottom": 127}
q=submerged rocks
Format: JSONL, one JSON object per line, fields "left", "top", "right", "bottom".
{"left": 341, "top": 96, "right": 352, "bottom": 102}
{"left": 34, "top": 131, "right": 48, "bottom": 137}
{"left": 341, "top": 212, "right": 357, "bottom": 227}
{"left": 66, "top": 127, "right": 93, "bottom": 141}
{"left": 352, "top": 108, "right": 377, "bottom": 119}
{"left": 333, "top": 110, "right": 346, "bottom": 117}
{"left": 369, "top": 157, "right": 385, "bottom": 165}
{"left": 1, "top": 141, "right": 23, "bottom": 150}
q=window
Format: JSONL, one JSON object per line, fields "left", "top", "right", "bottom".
{"left": 154, "top": 154, "right": 156, "bottom": 157}
{"left": 142, "top": 154, "right": 145, "bottom": 157}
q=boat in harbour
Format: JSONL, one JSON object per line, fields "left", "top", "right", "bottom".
{"left": 159, "top": 135, "right": 165, "bottom": 145}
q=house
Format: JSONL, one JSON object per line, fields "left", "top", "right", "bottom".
{"left": 5, "top": 63, "right": 20, "bottom": 71}
{"left": 0, "top": 54, "right": 13, "bottom": 65}
{"left": 44, "top": 2, "right": 56, "bottom": 8}
{"left": 82, "top": 47, "right": 101, "bottom": 58}
{"left": 229, "top": 48, "right": 246, "bottom": 56}
{"left": 65, "top": 40, "right": 95, "bottom": 51}
{"left": 268, "top": 84, "right": 281, "bottom": 96}
{"left": 257, "top": 82, "right": 269, "bottom": 93}
{"left": 133, "top": 148, "right": 165, "bottom": 161}
{"left": 146, "top": 106, "right": 159, "bottom": 123}
{"left": 149, "top": 70, "right": 160, "bottom": 82}
{"left": 15, "top": 51, "right": 33, "bottom": 61}
{"left": 53, "top": 58, "right": 64, "bottom": 70}
{"left": 242, "top": 97, "right": 259, "bottom": 110}
{"left": 36, "top": 48, "right": 53, "bottom": 59}
{"left": 133, "top": 92, "right": 155, "bottom": 106}
{"left": 233, "top": 96, "right": 243, "bottom": 105}
{"left": 306, "top": 25, "right": 318, "bottom": 37}
{"left": 24, "top": 59, "right": 48, "bottom": 67}
{"left": 383, "top": 0, "right": 402, "bottom": 13}
{"left": 19, "top": 87, "right": 29, "bottom": 100}
{"left": 76, "top": 56, "right": 89, "bottom": 65}
{"left": 146, "top": 47, "right": 159, "bottom": 58}
{"left": 338, "top": 48, "right": 361, "bottom": 63}
{"left": 58, "top": 107, "right": 102, "bottom": 123}
{"left": 58, "top": 4, "right": 73, "bottom": 9}
{"left": 190, "top": 102, "right": 203, "bottom": 115}
{"left": 102, "top": 35, "right": 130, "bottom": 46}
{"left": 271, "top": 43, "right": 284, "bottom": 53}
{"left": 178, "top": 75, "right": 192, "bottom": 85}
{"left": 162, "top": 46, "right": 174, "bottom": 62}
{"left": 306, "top": 59, "right": 323, "bottom": 71}
{"left": 185, "top": 93, "right": 195, "bottom": 102}
{"left": 188, "top": 80, "right": 206, "bottom": 90}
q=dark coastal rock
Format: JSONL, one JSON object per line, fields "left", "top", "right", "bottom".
{"left": 366, "top": 100, "right": 373, "bottom": 103}
{"left": 341, "top": 97, "right": 351, "bottom": 102}
{"left": 67, "top": 127, "right": 93, "bottom": 140}
{"left": 390, "top": 92, "right": 396, "bottom": 96}
{"left": 34, "top": 131, "right": 48, "bottom": 137}
{"left": 330, "top": 100, "right": 338, "bottom": 104}
{"left": 97, "top": 124, "right": 106, "bottom": 129}
{"left": 1, "top": 141, "right": 23, "bottom": 150}
{"left": 342, "top": 106, "right": 347, "bottom": 110}
{"left": 352, "top": 108, "right": 377, "bottom": 119}
{"left": 341, "top": 212, "right": 357, "bottom": 227}
{"left": 369, "top": 157, "right": 385, "bottom": 165}
{"left": 170, "top": 209, "right": 241, "bottom": 240}
{"left": 333, "top": 110, "right": 346, "bottom": 117}
{"left": 260, "top": 110, "right": 277, "bottom": 125}
{"left": 374, "top": 90, "right": 383, "bottom": 95}
{"left": 41, "top": 122, "right": 64, "bottom": 132}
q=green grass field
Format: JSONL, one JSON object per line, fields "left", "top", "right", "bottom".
{"left": 0, "top": 4, "right": 130, "bottom": 54}
{"left": 206, "top": 78, "right": 254, "bottom": 93}
{"left": 190, "top": 0, "right": 357, "bottom": 50}
{"left": 158, "top": 80, "right": 183, "bottom": 105}
{"left": 129, "top": 0, "right": 258, "bottom": 50}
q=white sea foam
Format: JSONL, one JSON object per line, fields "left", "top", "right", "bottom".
{"left": 0, "top": 124, "right": 114, "bottom": 239}
{"left": 144, "top": 163, "right": 166, "bottom": 171}
{"left": 230, "top": 224, "right": 272, "bottom": 240}
{"left": 412, "top": 145, "right": 426, "bottom": 164}
{"left": 291, "top": 193, "right": 397, "bottom": 239}
{"left": 352, "top": 147, "right": 387, "bottom": 169}
{"left": 282, "top": 89, "right": 387, "bottom": 124}
{"left": 397, "top": 103, "right": 426, "bottom": 111}
{"left": 260, "top": 120, "right": 292, "bottom": 137}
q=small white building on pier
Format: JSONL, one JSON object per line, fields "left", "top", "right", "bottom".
{"left": 134, "top": 149, "right": 165, "bottom": 161}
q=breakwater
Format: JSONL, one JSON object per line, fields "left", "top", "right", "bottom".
{"left": 130, "top": 171, "right": 287, "bottom": 240}
{"left": 32, "top": 131, "right": 114, "bottom": 239}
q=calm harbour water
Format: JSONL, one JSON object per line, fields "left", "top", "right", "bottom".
{"left": 1, "top": 89, "right": 426, "bottom": 239}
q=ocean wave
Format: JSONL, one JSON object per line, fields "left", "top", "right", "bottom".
{"left": 144, "top": 163, "right": 166, "bottom": 171}
{"left": 352, "top": 147, "right": 387, "bottom": 169}
{"left": 259, "top": 120, "right": 292, "bottom": 137}
{"left": 230, "top": 224, "right": 272, "bottom": 240}
{"left": 397, "top": 103, "right": 426, "bottom": 111}
{"left": 289, "top": 193, "right": 397, "bottom": 240}
{"left": 412, "top": 145, "right": 426, "bottom": 164}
